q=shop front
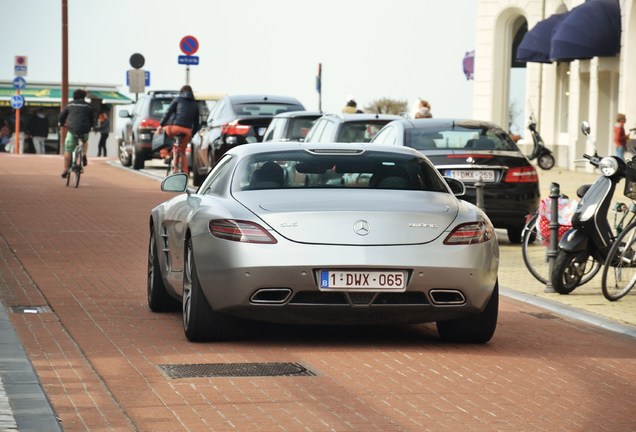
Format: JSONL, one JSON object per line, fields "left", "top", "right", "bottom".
{"left": 0, "top": 81, "right": 132, "bottom": 154}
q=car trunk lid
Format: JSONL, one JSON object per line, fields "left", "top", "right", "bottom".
{"left": 234, "top": 190, "right": 459, "bottom": 245}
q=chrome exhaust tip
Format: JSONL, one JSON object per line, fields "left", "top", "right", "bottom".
{"left": 250, "top": 288, "right": 292, "bottom": 304}
{"left": 429, "top": 289, "right": 466, "bottom": 305}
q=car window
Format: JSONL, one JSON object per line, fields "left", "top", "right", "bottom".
{"left": 149, "top": 98, "right": 174, "bottom": 119}
{"left": 231, "top": 102, "right": 304, "bottom": 116}
{"left": 337, "top": 121, "right": 393, "bottom": 143}
{"left": 232, "top": 150, "right": 449, "bottom": 192}
{"left": 304, "top": 118, "right": 327, "bottom": 143}
{"left": 317, "top": 120, "right": 336, "bottom": 142}
{"left": 405, "top": 126, "right": 519, "bottom": 151}
{"left": 372, "top": 126, "right": 397, "bottom": 145}
{"left": 288, "top": 117, "right": 318, "bottom": 141}
{"left": 263, "top": 118, "right": 284, "bottom": 142}
{"left": 199, "top": 154, "right": 235, "bottom": 195}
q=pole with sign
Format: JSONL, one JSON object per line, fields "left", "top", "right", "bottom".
{"left": 179, "top": 35, "right": 199, "bottom": 85}
{"left": 12, "top": 59, "right": 27, "bottom": 154}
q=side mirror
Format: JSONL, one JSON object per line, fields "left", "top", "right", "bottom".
{"left": 119, "top": 110, "right": 131, "bottom": 118}
{"left": 444, "top": 177, "right": 466, "bottom": 196}
{"left": 581, "top": 121, "right": 591, "bottom": 136}
{"left": 161, "top": 173, "right": 189, "bottom": 193}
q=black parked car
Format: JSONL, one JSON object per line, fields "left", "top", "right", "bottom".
{"left": 303, "top": 113, "right": 402, "bottom": 144}
{"left": 190, "top": 94, "right": 305, "bottom": 186}
{"left": 262, "top": 110, "right": 322, "bottom": 142}
{"left": 371, "top": 118, "right": 540, "bottom": 243}
{"left": 117, "top": 90, "right": 216, "bottom": 170}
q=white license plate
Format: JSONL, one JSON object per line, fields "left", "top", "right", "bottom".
{"left": 446, "top": 170, "right": 495, "bottom": 182}
{"left": 319, "top": 270, "right": 407, "bottom": 291}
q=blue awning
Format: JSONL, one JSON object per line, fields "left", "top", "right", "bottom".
{"left": 516, "top": 13, "right": 568, "bottom": 63}
{"left": 550, "top": 0, "right": 621, "bottom": 61}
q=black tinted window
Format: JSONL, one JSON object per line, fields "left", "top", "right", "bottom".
{"left": 231, "top": 102, "right": 304, "bottom": 116}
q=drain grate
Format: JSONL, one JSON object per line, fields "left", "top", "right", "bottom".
{"left": 159, "top": 362, "right": 316, "bottom": 379}
{"left": 10, "top": 306, "right": 51, "bottom": 314}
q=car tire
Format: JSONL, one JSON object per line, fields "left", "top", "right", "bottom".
{"left": 182, "top": 237, "right": 243, "bottom": 342}
{"left": 118, "top": 137, "right": 132, "bottom": 167}
{"left": 192, "top": 152, "right": 206, "bottom": 187}
{"left": 436, "top": 281, "right": 498, "bottom": 344}
{"left": 132, "top": 144, "right": 145, "bottom": 170}
{"left": 147, "top": 227, "right": 179, "bottom": 312}
{"left": 507, "top": 226, "right": 523, "bottom": 244}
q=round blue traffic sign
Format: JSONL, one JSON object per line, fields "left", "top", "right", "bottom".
{"left": 10, "top": 95, "right": 24, "bottom": 109}
{"left": 179, "top": 35, "right": 199, "bottom": 55}
{"left": 12, "top": 76, "right": 27, "bottom": 90}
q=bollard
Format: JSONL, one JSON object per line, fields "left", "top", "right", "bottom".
{"left": 545, "top": 182, "right": 560, "bottom": 293}
{"left": 475, "top": 173, "right": 484, "bottom": 210}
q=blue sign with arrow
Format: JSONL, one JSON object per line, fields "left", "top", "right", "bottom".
{"left": 12, "top": 76, "right": 27, "bottom": 90}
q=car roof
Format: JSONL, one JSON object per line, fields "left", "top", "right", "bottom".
{"left": 225, "top": 94, "right": 304, "bottom": 104}
{"left": 226, "top": 141, "right": 426, "bottom": 158}
{"left": 273, "top": 110, "right": 323, "bottom": 119}
{"left": 388, "top": 117, "right": 507, "bottom": 130}
{"left": 320, "top": 113, "right": 403, "bottom": 122}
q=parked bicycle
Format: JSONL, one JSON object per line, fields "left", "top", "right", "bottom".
{"left": 65, "top": 137, "right": 84, "bottom": 188}
{"left": 600, "top": 160, "right": 636, "bottom": 301}
{"left": 521, "top": 194, "right": 600, "bottom": 287}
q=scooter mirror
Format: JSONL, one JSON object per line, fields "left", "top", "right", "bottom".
{"left": 581, "top": 121, "right": 591, "bottom": 136}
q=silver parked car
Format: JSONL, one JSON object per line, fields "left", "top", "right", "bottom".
{"left": 148, "top": 142, "right": 500, "bottom": 343}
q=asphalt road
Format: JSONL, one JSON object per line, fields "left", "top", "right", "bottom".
{"left": 0, "top": 154, "right": 635, "bottom": 431}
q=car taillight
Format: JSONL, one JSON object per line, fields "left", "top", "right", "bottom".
{"left": 209, "top": 220, "right": 277, "bottom": 244}
{"left": 221, "top": 120, "right": 251, "bottom": 136}
{"left": 504, "top": 166, "right": 538, "bottom": 183}
{"left": 443, "top": 222, "right": 494, "bottom": 245}
{"left": 140, "top": 118, "right": 160, "bottom": 128}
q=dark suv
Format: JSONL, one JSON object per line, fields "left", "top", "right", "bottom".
{"left": 190, "top": 94, "right": 305, "bottom": 186}
{"left": 117, "top": 90, "right": 213, "bottom": 170}
{"left": 303, "top": 113, "right": 402, "bottom": 144}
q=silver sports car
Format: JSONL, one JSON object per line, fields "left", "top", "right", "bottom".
{"left": 148, "top": 142, "right": 500, "bottom": 343}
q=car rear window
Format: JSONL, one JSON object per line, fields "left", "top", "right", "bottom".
{"left": 232, "top": 102, "right": 305, "bottom": 116}
{"left": 149, "top": 98, "right": 175, "bottom": 119}
{"left": 405, "top": 126, "right": 519, "bottom": 151}
{"left": 337, "top": 121, "right": 394, "bottom": 143}
{"left": 233, "top": 150, "right": 450, "bottom": 192}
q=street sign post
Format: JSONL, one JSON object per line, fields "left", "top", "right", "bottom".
{"left": 179, "top": 35, "right": 199, "bottom": 85}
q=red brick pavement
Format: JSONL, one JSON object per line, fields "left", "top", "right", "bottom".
{"left": 1, "top": 154, "right": 635, "bottom": 431}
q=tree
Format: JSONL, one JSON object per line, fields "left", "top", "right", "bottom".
{"left": 364, "top": 98, "right": 408, "bottom": 115}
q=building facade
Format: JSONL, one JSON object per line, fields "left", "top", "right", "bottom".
{"left": 473, "top": 0, "right": 635, "bottom": 168}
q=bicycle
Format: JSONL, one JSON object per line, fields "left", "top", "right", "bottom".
{"left": 523, "top": 198, "right": 636, "bottom": 288}
{"left": 165, "top": 132, "right": 187, "bottom": 176}
{"left": 600, "top": 161, "right": 636, "bottom": 301}
{"left": 66, "top": 136, "right": 84, "bottom": 188}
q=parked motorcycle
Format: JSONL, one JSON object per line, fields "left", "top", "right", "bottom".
{"left": 527, "top": 115, "right": 555, "bottom": 170}
{"left": 551, "top": 121, "right": 628, "bottom": 294}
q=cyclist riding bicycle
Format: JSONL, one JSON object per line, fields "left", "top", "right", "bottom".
{"left": 59, "top": 89, "right": 94, "bottom": 178}
{"left": 155, "top": 85, "right": 200, "bottom": 176}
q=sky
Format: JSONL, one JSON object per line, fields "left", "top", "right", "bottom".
{"left": 2, "top": 0, "right": 477, "bottom": 120}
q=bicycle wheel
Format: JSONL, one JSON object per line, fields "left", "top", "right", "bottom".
{"left": 601, "top": 221, "right": 636, "bottom": 301}
{"left": 523, "top": 212, "right": 601, "bottom": 286}
{"left": 521, "top": 213, "right": 549, "bottom": 284}
{"left": 73, "top": 151, "right": 82, "bottom": 188}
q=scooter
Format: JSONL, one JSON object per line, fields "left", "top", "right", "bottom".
{"left": 551, "top": 121, "right": 628, "bottom": 294}
{"left": 527, "top": 115, "right": 555, "bottom": 170}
